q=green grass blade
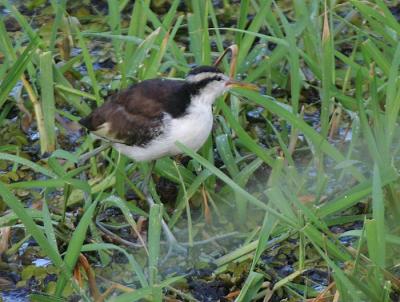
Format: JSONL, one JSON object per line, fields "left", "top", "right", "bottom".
{"left": 0, "top": 18, "right": 16, "bottom": 61}
{"left": 385, "top": 43, "right": 400, "bottom": 148}
{"left": 220, "top": 101, "right": 276, "bottom": 167}
{"left": 0, "top": 182, "right": 65, "bottom": 268}
{"left": 0, "top": 152, "right": 56, "bottom": 177}
{"left": 250, "top": 212, "right": 277, "bottom": 271}
{"left": 318, "top": 178, "right": 390, "bottom": 218}
{"left": 275, "top": 3, "right": 301, "bottom": 114}
{"left": 235, "top": 271, "right": 264, "bottom": 302}
{"left": 55, "top": 200, "right": 98, "bottom": 295}
{"left": 123, "top": 0, "right": 150, "bottom": 75}
{"left": 81, "top": 243, "right": 148, "bottom": 287}
{"left": 320, "top": 3, "right": 334, "bottom": 137}
{"left": 148, "top": 204, "right": 162, "bottom": 286}
{"left": 303, "top": 224, "right": 351, "bottom": 262}
{"left": 53, "top": 68, "right": 92, "bottom": 115}
{"left": 39, "top": 51, "right": 56, "bottom": 151}
{"left": 107, "top": 0, "right": 124, "bottom": 83}
{"left": 235, "top": 0, "right": 250, "bottom": 44}
{"left": 126, "top": 28, "right": 161, "bottom": 78}
{"left": 43, "top": 193, "right": 60, "bottom": 254}
{"left": 371, "top": 164, "right": 385, "bottom": 267}
{"left": 234, "top": 89, "right": 365, "bottom": 181}
{"left": 173, "top": 161, "right": 193, "bottom": 246}
{"left": 176, "top": 141, "right": 295, "bottom": 226}
{"left": 54, "top": 83, "right": 97, "bottom": 101}
{"left": 169, "top": 169, "right": 211, "bottom": 228}
{"left": 29, "top": 293, "right": 66, "bottom": 302}
{"left": 8, "top": 178, "right": 91, "bottom": 193}
{"left": 74, "top": 28, "right": 102, "bottom": 106}
{"left": 110, "top": 287, "right": 153, "bottom": 302}
{"left": 361, "top": 39, "right": 390, "bottom": 76}
{"left": 187, "top": 14, "right": 202, "bottom": 64}
{"left": 265, "top": 187, "right": 297, "bottom": 221}
{"left": 49, "top": 0, "right": 66, "bottom": 51}
{"left": 215, "top": 134, "right": 247, "bottom": 222}
{"left": 237, "top": 0, "right": 271, "bottom": 70}
{"left": 0, "top": 38, "right": 38, "bottom": 108}
{"left": 100, "top": 195, "right": 148, "bottom": 254}
{"left": 0, "top": 2, "right": 40, "bottom": 41}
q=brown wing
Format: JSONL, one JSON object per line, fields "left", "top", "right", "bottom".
{"left": 79, "top": 79, "right": 189, "bottom": 146}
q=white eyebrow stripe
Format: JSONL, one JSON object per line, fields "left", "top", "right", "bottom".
{"left": 186, "top": 72, "right": 223, "bottom": 82}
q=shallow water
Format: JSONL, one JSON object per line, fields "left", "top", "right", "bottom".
{"left": 1, "top": 289, "right": 30, "bottom": 302}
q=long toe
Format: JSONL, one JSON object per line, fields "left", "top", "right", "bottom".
{"left": 161, "top": 241, "right": 188, "bottom": 264}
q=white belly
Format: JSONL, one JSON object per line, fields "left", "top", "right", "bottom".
{"left": 114, "top": 103, "right": 213, "bottom": 161}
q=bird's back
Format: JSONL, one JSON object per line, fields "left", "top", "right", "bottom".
{"left": 79, "top": 79, "right": 191, "bottom": 146}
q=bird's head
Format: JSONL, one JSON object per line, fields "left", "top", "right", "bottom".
{"left": 186, "top": 66, "right": 229, "bottom": 100}
{"left": 186, "top": 65, "right": 258, "bottom": 104}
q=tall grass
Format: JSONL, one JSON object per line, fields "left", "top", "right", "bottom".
{"left": 0, "top": 0, "right": 400, "bottom": 301}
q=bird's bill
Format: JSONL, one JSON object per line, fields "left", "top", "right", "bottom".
{"left": 226, "top": 80, "right": 259, "bottom": 91}
{"left": 214, "top": 45, "right": 238, "bottom": 78}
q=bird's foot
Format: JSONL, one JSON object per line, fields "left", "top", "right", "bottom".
{"left": 162, "top": 237, "right": 187, "bottom": 264}
{"left": 159, "top": 218, "right": 187, "bottom": 262}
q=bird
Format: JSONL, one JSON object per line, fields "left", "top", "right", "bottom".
{"left": 78, "top": 65, "right": 257, "bottom": 257}
{"left": 79, "top": 65, "right": 255, "bottom": 161}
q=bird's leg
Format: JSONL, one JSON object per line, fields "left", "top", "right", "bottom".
{"left": 142, "top": 161, "right": 187, "bottom": 261}
{"left": 78, "top": 142, "right": 112, "bottom": 164}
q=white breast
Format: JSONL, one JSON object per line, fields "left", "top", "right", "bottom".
{"left": 169, "top": 102, "right": 213, "bottom": 153}
{"left": 113, "top": 100, "right": 213, "bottom": 161}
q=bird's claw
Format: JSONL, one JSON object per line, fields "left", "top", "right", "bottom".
{"left": 162, "top": 239, "right": 188, "bottom": 264}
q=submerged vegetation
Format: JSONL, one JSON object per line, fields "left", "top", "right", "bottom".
{"left": 1, "top": 0, "right": 400, "bottom": 301}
